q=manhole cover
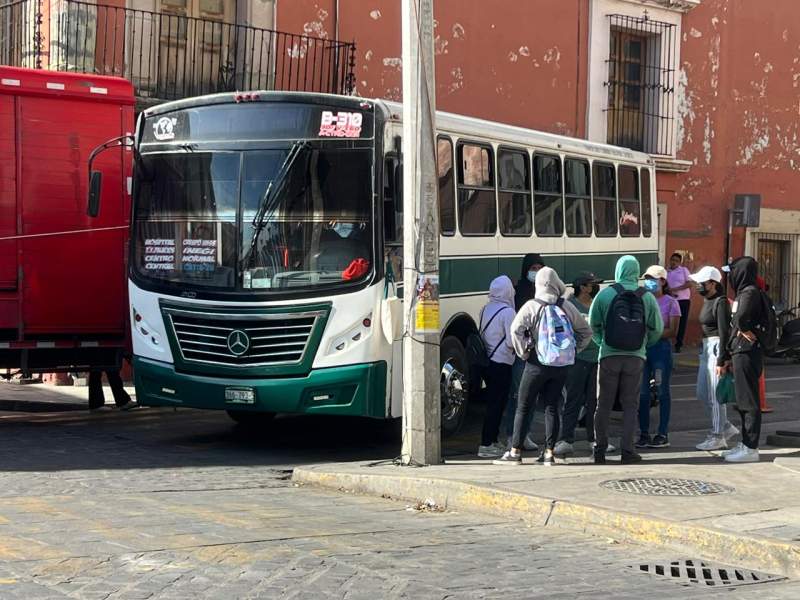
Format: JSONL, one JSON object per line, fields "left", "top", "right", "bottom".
{"left": 601, "top": 477, "right": 734, "bottom": 496}
{"left": 630, "top": 559, "right": 786, "bottom": 588}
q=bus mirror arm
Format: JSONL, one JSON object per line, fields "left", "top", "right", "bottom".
{"left": 86, "top": 135, "right": 135, "bottom": 218}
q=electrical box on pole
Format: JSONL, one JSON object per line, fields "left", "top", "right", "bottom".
{"left": 401, "top": 0, "right": 441, "bottom": 465}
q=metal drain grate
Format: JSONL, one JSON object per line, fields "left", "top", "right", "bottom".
{"left": 600, "top": 477, "right": 734, "bottom": 496}
{"left": 631, "top": 559, "right": 786, "bottom": 588}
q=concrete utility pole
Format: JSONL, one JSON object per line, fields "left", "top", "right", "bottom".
{"left": 401, "top": 0, "right": 440, "bottom": 465}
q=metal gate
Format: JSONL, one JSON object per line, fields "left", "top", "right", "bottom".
{"left": 752, "top": 232, "right": 800, "bottom": 311}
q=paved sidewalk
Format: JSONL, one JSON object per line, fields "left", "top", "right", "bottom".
{"left": 294, "top": 426, "right": 800, "bottom": 580}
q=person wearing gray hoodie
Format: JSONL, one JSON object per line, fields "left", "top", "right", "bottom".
{"left": 494, "top": 267, "right": 592, "bottom": 465}
{"left": 477, "top": 276, "right": 517, "bottom": 458}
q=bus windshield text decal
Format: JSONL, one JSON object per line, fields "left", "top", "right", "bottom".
{"left": 318, "top": 111, "right": 363, "bottom": 138}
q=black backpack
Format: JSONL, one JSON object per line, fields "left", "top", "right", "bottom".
{"left": 754, "top": 291, "right": 779, "bottom": 355}
{"left": 604, "top": 284, "right": 647, "bottom": 351}
{"left": 466, "top": 307, "right": 509, "bottom": 369}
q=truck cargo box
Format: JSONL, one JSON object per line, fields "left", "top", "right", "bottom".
{"left": 0, "top": 66, "right": 135, "bottom": 375}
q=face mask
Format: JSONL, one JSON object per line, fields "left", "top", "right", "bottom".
{"left": 332, "top": 223, "right": 355, "bottom": 238}
{"left": 644, "top": 279, "right": 659, "bottom": 293}
{"left": 589, "top": 284, "right": 600, "bottom": 298}
{"left": 696, "top": 284, "right": 709, "bottom": 297}
{"left": 526, "top": 269, "right": 538, "bottom": 283}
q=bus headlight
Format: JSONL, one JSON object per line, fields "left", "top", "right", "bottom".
{"left": 132, "top": 307, "right": 164, "bottom": 352}
{"left": 326, "top": 313, "right": 372, "bottom": 355}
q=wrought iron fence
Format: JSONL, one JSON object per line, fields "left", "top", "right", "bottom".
{"left": 751, "top": 231, "right": 800, "bottom": 313}
{"left": 0, "top": 0, "right": 357, "bottom": 101}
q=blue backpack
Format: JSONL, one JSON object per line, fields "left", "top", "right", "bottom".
{"left": 533, "top": 298, "right": 576, "bottom": 367}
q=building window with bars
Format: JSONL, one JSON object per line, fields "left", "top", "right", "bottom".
{"left": 605, "top": 15, "right": 676, "bottom": 155}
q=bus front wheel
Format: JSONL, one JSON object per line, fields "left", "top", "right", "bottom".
{"left": 440, "top": 336, "right": 469, "bottom": 437}
{"left": 226, "top": 410, "right": 276, "bottom": 427}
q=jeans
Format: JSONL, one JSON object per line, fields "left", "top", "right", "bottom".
{"left": 88, "top": 370, "right": 131, "bottom": 409}
{"left": 559, "top": 359, "right": 598, "bottom": 444}
{"left": 481, "top": 361, "right": 513, "bottom": 446}
{"left": 511, "top": 360, "right": 568, "bottom": 451}
{"left": 732, "top": 350, "right": 763, "bottom": 449}
{"left": 638, "top": 339, "right": 673, "bottom": 436}
{"left": 503, "top": 357, "right": 535, "bottom": 440}
{"left": 696, "top": 336, "right": 731, "bottom": 436}
{"left": 595, "top": 355, "right": 644, "bottom": 453}
{"left": 676, "top": 299, "right": 690, "bottom": 350}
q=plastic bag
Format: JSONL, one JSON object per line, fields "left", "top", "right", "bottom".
{"left": 716, "top": 372, "right": 736, "bottom": 405}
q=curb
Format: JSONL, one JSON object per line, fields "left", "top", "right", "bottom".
{"left": 293, "top": 467, "right": 800, "bottom": 579}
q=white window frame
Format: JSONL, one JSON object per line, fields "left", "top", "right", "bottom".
{"left": 587, "top": 0, "right": 699, "bottom": 158}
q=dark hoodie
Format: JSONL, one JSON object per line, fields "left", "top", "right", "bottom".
{"left": 723, "top": 256, "right": 764, "bottom": 358}
{"left": 514, "top": 253, "right": 545, "bottom": 311}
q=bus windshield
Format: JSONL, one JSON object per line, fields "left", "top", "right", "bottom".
{"left": 132, "top": 145, "right": 374, "bottom": 293}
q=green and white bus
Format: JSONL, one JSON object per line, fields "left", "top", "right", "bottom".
{"left": 105, "top": 91, "right": 656, "bottom": 434}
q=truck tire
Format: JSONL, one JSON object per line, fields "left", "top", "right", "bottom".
{"left": 440, "top": 335, "right": 470, "bottom": 437}
{"left": 226, "top": 410, "right": 276, "bottom": 427}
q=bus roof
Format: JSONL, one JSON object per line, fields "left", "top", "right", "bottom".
{"left": 142, "top": 90, "right": 652, "bottom": 165}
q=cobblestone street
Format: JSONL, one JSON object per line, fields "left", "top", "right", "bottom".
{"left": 0, "top": 395, "right": 799, "bottom": 599}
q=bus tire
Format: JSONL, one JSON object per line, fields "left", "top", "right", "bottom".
{"left": 440, "top": 335, "right": 470, "bottom": 437}
{"left": 226, "top": 410, "right": 276, "bottom": 427}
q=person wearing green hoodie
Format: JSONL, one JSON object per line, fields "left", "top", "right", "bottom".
{"left": 589, "top": 255, "right": 663, "bottom": 464}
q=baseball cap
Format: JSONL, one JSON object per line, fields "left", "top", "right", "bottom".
{"left": 689, "top": 266, "right": 722, "bottom": 283}
{"left": 573, "top": 271, "right": 602, "bottom": 288}
{"left": 643, "top": 265, "right": 668, "bottom": 280}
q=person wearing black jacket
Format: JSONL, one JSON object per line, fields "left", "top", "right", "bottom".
{"left": 500, "top": 253, "right": 546, "bottom": 451}
{"left": 690, "top": 266, "right": 738, "bottom": 450}
{"left": 719, "top": 257, "right": 764, "bottom": 463}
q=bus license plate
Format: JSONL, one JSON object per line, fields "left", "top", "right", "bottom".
{"left": 225, "top": 387, "right": 256, "bottom": 404}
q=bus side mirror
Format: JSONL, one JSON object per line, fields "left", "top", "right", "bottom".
{"left": 87, "top": 171, "right": 102, "bottom": 217}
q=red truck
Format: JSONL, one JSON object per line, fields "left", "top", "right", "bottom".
{"left": 0, "top": 66, "right": 135, "bottom": 378}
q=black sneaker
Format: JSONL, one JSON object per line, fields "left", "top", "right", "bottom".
{"left": 536, "top": 449, "right": 555, "bottom": 466}
{"left": 648, "top": 434, "right": 670, "bottom": 448}
{"left": 635, "top": 433, "right": 651, "bottom": 449}
{"left": 593, "top": 445, "right": 606, "bottom": 465}
{"left": 621, "top": 450, "right": 643, "bottom": 464}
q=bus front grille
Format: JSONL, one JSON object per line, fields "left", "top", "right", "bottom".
{"left": 165, "top": 309, "right": 323, "bottom": 367}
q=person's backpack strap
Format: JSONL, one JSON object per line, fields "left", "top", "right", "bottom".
{"left": 480, "top": 306, "right": 505, "bottom": 336}
{"left": 634, "top": 287, "right": 647, "bottom": 298}
{"left": 612, "top": 283, "right": 625, "bottom": 295}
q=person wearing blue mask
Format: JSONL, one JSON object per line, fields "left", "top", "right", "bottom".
{"left": 637, "top": 265, "right": 681, "bottom": 449}
{"left": 500, "top": 253, "right": 546, "bottom": 452}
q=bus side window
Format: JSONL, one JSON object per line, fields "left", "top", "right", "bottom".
{"left": 498, "top": 148, "right": 532, "bottom": 236}
{"left": 618, "top": 165, "right": 640, "bottom": 237}
{"left": 457, "top": 142, "right": 496, "bottom": 236}
{"left": 533, "top": 153, "right": 563, "bottom": 237}
{"left": 438, "top": 137, "right": 456, "bottom": 236}
{"left": 592, "top": 162, "right": 617, "bottom": 237}
{"left": 641, "top": 168, "right": 652, "bottom": 237}
{"left": 564, "top": 158, "right": 591, "bottom": 237}
{"left": 383, "top": 156, "right": 402, "bottom": 244}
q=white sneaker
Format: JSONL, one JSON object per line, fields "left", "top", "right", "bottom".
{"left": 478, "top": 443, "right": 505, "bottom": 458}
{"left": 493, "top": 450, "right": 522, "bottom": 465}
{"left": 696, "top": 435, "right": 728, "bottom": 451}
{"left": 523, "top": 434, "right": 539, "bottom": 452}
{"left": 720, "top": 442, "right": 742, "bottom": 457}
{"left": 724, "top": 445, "right": 760, "bottom": 463}
{"left": 553, "top": 441, "right": 574, "bottom": 456}
{"left": 723, "top": 423, "right": 739, "bottom": 441}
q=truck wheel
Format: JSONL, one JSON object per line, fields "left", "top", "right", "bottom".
{"left": 226, "top": 410, "right": 276, "bottom": 427}
{"left": 440, "top": 336, "right": 470, "bottom": 437}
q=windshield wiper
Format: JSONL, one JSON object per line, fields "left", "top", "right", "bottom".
{"left": 243, "top": 141, "right": 310, "bottom": 268}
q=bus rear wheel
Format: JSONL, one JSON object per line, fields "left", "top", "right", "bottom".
{"left": 440, "top": 336, "right": 470, "bottom": 437}
{"left": 226, "top": 410, "right": 276, "bottom": 427}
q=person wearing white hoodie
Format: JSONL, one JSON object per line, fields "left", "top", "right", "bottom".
{"left": 495, "top": 267, "right": 592, "bottom": 465}
{"left": 477, "top": 276, "right": 517, "bottom": 458}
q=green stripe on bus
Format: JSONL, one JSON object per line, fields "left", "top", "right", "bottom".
{"left": 440, "top": 251, "right": 659, "bottom": 295}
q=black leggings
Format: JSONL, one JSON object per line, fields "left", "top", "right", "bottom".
{"left": 481, "top": 361, "right": 513, "bottom": 446}
{"left": 88, "top": 370, "right": 131, "bottom": 409}
{"left": 511, "top": 361, "right": 568, "bottom": 451}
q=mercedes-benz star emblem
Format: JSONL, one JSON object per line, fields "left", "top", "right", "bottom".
{"left": 226, "top": 330, "right": 250, "bottom": 356}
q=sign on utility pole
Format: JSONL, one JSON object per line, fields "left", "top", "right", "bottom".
{"left": 401, "top": 0, "right": 440, "bottom": 465}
